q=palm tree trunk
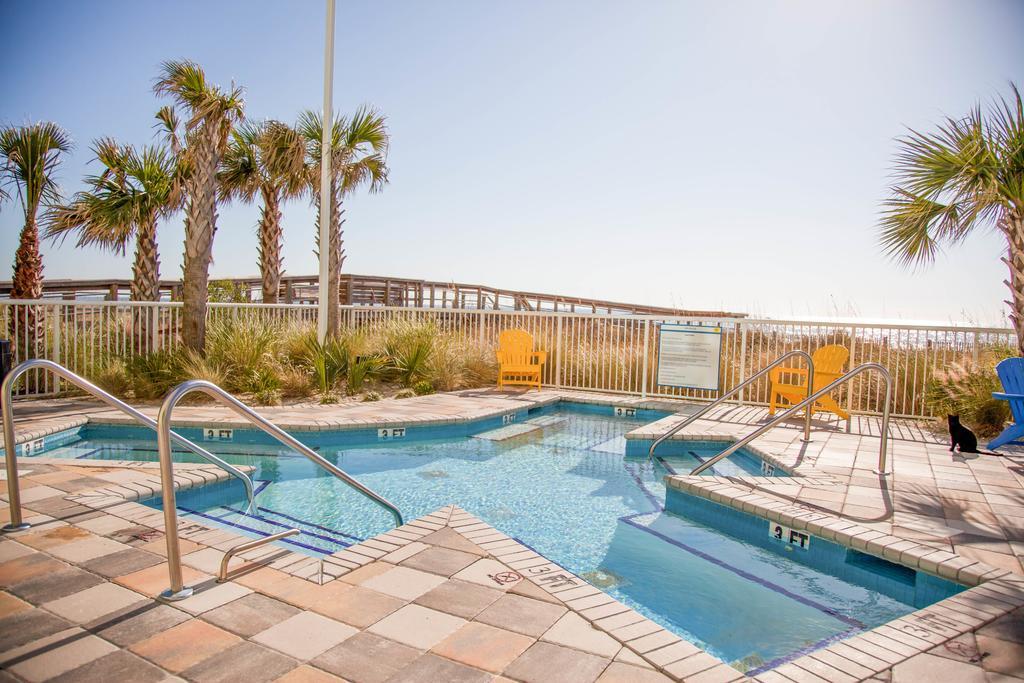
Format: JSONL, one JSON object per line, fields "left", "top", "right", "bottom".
{"left": 9, "top": 212, "right": 44, "bottom": 364}
{"left": 326, "top": 186, "right": 345, "bottom": 337}
{"left": 181, "top": 129, "right": 220, "bottom": 353}
{"left": 1001, "top": 212, "right": 1024, "bottom": 356}
{"left": 258, "top": 187, "right": 283, "bottom": 304}
{"left": 131, "top": 216, "right": 161, "bottom": 347}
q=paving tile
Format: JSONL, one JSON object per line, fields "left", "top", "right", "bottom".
{"left": 335, "top": 560, "right": 393, "bottom": 585}
{"left": 596, "top": 662, "right": 674, "bottom": 682}
{"left": 46, "top": 535, "right": 127, "bottom": 563}
{"left": 475, "top": 592, "right": 567, "bottom": 637}
{"left": 400, "top": 546, "right": 480, "bottom": 577}
{"left": 977, "top": 609, "right": 1024, "bottom": 645}
{"left": 0, "top": 592, "right": 32, "bottom": 619}
{"left": 385, "top": 653, "right": 492, "bottom": 683}
{"left": 129, "top": 618, "right": 241, "bottom": 672}
{"left": 113, "top": 561, "right": 210, "bottom": 597}
{"left": 414, "top": 578, "right": 503, "bottom": 619}
{"left": 542, "top": 611, "right": 621, "bottom": 657}
{"left": 74, "top": 514, "right": 136, "bottom": 536}
{"left": 418, "top": 527, "right": 488, "bottom": 555}
{"left": 432, "top": 621, "right": 534, "bottom": 673}
{"left": 0, "top": 552, "right": 67, "bottom": 587}
{"left": 173, "top": 580, "right": 252, "bottom": 615}
{"left": 308, "top": 585, "right": 405, "bottom": 628}
{"left": 42, "top": 582, "right": 147, "bottom": 624}
{"left": 504, "top": 641, "right": 611, "bottom": 683}
{"left": 891, "top": 652, "right": 986, "bottom": 682}
{"left": 16, "top": 525, "right": 94, "bottom": 550}
{"left": 182, "top": 641, "right": 298, "bottom": 683}
{"left": 6, "top": 629, "right": 119, "bottom": 683}
{"left": 253, "top": 611, "right": 358, "bottom": 661}
{"left": 312, "top": 632, "right": 420, "bottom": 683}
{"left": 84, "top": 601, "right": 191, "bottom": 647}
{"left": 360, "top": 565, "right": 446, "bottom": 600}
{"left": 0, "top": 541, "right": 35, "bottom": 563}
{"left": 78, "top": 547, "right": 162, "bottom": 578}
{"left": 8, "top": 566, "right": 105, "bottom": 604}
{"left": 273, "top": 664, "right": 346, "bottom": 683}
{"left": 976, "top": 634, "right": 1024, "bottom": 677}
{"left": 49, "top": 649, "right": 167, "bottom": 683}
{"left": 368, "top": 603, "right": 466, "bottom": 650}
{"left": 452, "top": 558, "right": 523, "bottom": 589}
{"left": 203, "top": 592, "right": 302, "bottom": 637}
{"left": 0, "top": 609, "right": 73, "bottom": 653}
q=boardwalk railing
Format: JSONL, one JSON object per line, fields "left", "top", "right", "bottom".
{"left": 0, "top": 300, "right": 1014, "bottom": 418}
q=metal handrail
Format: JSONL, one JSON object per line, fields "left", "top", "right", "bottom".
{"left": 690, "top": 362, "right": 893, "bottom": 477}
{"left": 0, "top": 359, "right": 254, "bottom": 532}
{"left": 156, "top": 379, "right": 404, "bottom": 600}
{"left": 218, "top": 528, "right": 299, "bottom": 582}
{"left": 648, "top": 350, "right": 815, "bottom": 461}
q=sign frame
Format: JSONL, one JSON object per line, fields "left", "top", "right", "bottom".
{"left": 655, "top": 323, "right": 723, "bottom": 392}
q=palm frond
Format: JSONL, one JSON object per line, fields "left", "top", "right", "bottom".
{"left": 0, "top": 121, "right": 74, "bottom": 215}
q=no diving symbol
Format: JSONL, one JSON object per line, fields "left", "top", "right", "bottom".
{"left": 489, "top": 571, "right": 522, "bottom": 586}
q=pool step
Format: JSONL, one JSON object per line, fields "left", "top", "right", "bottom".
{"left": 181, "top": 504, "right": 359, "bottom": 556}
{"left": 472, "top": 423, "right": 541, "bottom": 441}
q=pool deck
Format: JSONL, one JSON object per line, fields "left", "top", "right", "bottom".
{"left": 1, "top": 388, "right": 1023, "bottom": 681}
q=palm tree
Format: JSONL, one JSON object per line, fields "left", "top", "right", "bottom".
{"left": 154, "top": 60, "right": 244, "bottom": 351}
{"left": 0, "top": 122, "right": 73, "bottom": 352}
{"left": 46, "top": 139, "right": 180, "bottom": 304}
{"left": 219, "top": 120, "right": 306, "bottom": 304}
{"left": 880, "top": 84, "right": 1024, "bottom": 354}
{"left": 297, "top": 107, "right": 389, "bottom": 336}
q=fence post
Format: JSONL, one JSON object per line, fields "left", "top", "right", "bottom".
{"left": 478, "top": 310, "right": 485, "bottom": 349}
{"left": 555, "top": 315, "right": 563, "bottom": 388}
{"left": 737, "top": 323, "right": 747, "bottom": 405}
{"left": 151, "top": 306, "right": 160, "bottom": 352}
{"left": 640, "top": 319, "right": 650, "bottom": 399}
{"left": 51, "top": 305, "right": 61, "bottom": 392}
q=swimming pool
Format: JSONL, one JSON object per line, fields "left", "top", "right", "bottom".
{"left": 31, "top": 403, "right": 962, "bottom": 672}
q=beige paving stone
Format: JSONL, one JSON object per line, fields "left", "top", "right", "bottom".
{"left": 252, "top": 610, "right": 358, "bottom": 661}
{"left": 891, "top": 652, "right": 987, "bottom": 682}
{"left": 308, "top": 585, "right": 405, "bottom": 628}
{"left": 452, "top": 557, "right": 522, "bottom": 589}
{"left": 130, "top": 618, "right": 241, "bottom": 673}
{"left": 0, "top": 591, "right": 32, "bottom": 619}
{"left": 6, "top": 628, "right": 119, "bottom": 683}
{"left": 274, "top": 664, "right": 347, "bottom": 683}
{"left": 596, "top": 661, "right": 673, "bottom": 682}
{"left": 312, "top": 631, "right": 420, "bottom": 683}
{"left": 173, "top": 580, "right": 252, "bottom": 615}
{"left": 202, "top": 592, "right": 302, "bottom": 637}
{"left": 432, "top": 621, "right": 534, "bottom": 673}
{"left": 414, "top": 577, "right": 503, "bottom": 618}
{"left": 504, "top": 641, "right": 611, "bottom": 683}
{"left": 181, "top": 640, "right": 298, "bottom": 683}
{"left": 48, "top": 650, "right": 168, "bottom": 683}
{"left": 368, "top": 603, "right": 466, "bottom": 649}
{"left": 976, "top": 634, "right": 1024, "bottom": 677}
{"left": 46, "top": 535, "right": 127, "bottom": 563}
{"left": 541, "top": 611, "right": 621, "bottom": 657}
{"left": 386, "top": 653, "right": 492, "bottom": 683}
{"left": 42, "top": 582, "right": 147, "bottom": 623}
{"left": 401, "top": 545, "right": 479, "bottom": 576}
{"left": 360, "top": 564, "right": 446, "bottom": 600}
{"left": 475, "top": 592, "right": 567, "bottom": 637}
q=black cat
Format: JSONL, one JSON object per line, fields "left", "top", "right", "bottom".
{"left": 948, "top": 415, "right": 979, "bottom": 454}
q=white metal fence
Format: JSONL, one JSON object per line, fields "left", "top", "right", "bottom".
{"left": 1, "top": 300, "right": 1015, "bottom": 418}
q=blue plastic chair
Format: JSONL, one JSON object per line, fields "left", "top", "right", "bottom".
{"left": 990, "top": 357, "right": 1024, "bottom": 450}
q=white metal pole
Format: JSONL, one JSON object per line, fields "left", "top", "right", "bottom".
{"left": 317, "top": 0, "right": 336, "bottom": 344}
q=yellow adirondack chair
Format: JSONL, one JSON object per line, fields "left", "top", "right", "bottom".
{"left": 768, "top": 344, "right": 850, "bottom": 420}
{"left": 496, "top": 329, "right": 547, "bottom": 391}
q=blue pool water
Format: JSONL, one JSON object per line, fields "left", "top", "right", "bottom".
{"left": 33, "top": 404, "right": 962, "bottom": 672}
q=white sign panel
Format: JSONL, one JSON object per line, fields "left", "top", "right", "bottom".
{"left": 656, "top": 324, "right": 722, "bottom": 391}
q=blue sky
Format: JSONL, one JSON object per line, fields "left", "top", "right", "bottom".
{"left": 2, "top": 0, "right": 1022, "bottom": 324}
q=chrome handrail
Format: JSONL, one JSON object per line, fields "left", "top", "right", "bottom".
{"left": 156, "top": 379, "right": 404, "bottom": 600}
{"left": 649, "top": 350, "right": 815, "bottom": 462}
{"left": 1, "top": 359, "right": 255, "bottom": 532}
{"left": 690, "top": 362, "right": 892, "bottom": 477}
{"left": 218, "top": 528, "right": 299, "bottom": 582}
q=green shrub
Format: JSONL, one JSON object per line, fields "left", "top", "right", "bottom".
{"left": 177, "top": 348, "right": 228, "bottom": 387}
{"left": 413, "top": 380, "right": 435, "bottom": 396}
{"left": 91, "top": 360, "right": 131, "bottom": 398}
{"left": 205, "top": 315, "right": 280, "bottom": 392}
{"left": 382, "top": 320, "right": 435, "bottom": 386}
{"left": 278, "top": 366, "right": 316, "bottom": 399}
{"left": 127, "top": 351, "right": 182, "bottom": 400}
{"left": 254, "top": 387, "right": 282, "bottom": 406}
{"left": 395, "top": 388, "right": 415, "bottom": 399}
{"left": 925, "top": 346, "right": 1014, "bottom": 437}
{"left": 362, "top": 390, "right": 382, "bottom": 402}
{"left": 304, "top": 336, "right": 349, "bottom": 395}
{"left": 348, "top": 354, "right": 384, "bottom": 394}
{"left": 208, "top": 280, "right": 249, "bottom": 303}
{"left": 319, "top": 392, "right": 339, "bottom": 404}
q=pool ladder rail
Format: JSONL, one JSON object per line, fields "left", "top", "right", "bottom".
{"left": 1, "top": 359, "right": 256, "bottom": 532}
{"left": 647, "top": 350, "right": 815, "bottom": 464}
{"left": 156, "top": 379, "right": 404, "bottom": 601}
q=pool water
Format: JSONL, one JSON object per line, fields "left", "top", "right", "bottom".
{"left": 35, "top": 405, "right": 961, "bottom": 672}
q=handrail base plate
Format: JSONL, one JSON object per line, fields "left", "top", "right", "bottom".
{"left": 2, "top": 523, "right": 31, "bottom": 533}
{"left": 159, "top": 587, "right": 195, "bottom": 602}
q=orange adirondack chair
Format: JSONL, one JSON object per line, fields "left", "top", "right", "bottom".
{"left": 496, "top": 329, "right": 547, "bottom": 390}
{"left": 768, "top": 344, "right": 850, "bottom": 420}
